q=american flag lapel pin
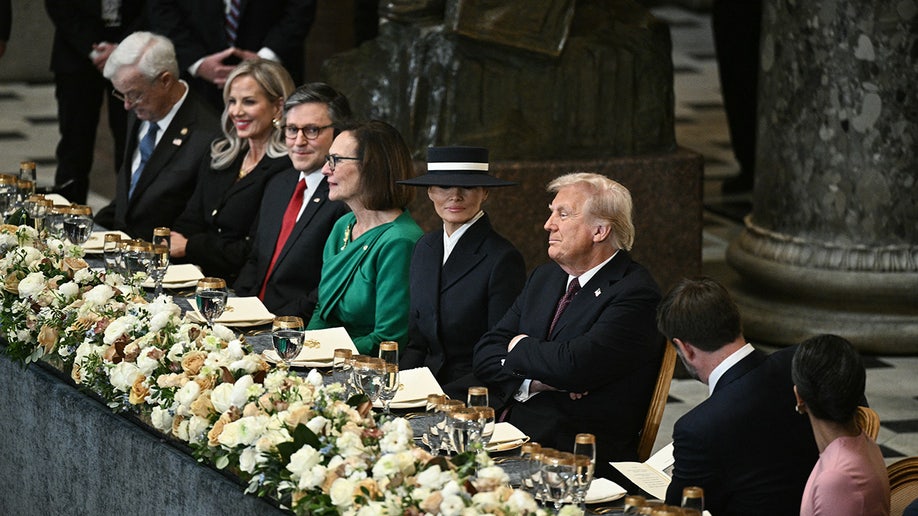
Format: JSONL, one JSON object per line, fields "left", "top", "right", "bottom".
{"left": 594, "top": 288, "right": 601, "bottom": 297}
{"left": 172, "top": 138, "right": 183, "bottom": 146}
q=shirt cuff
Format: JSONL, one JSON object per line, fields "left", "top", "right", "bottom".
{"left": 189, "top": 58, "right": 205, "bottom": 77}
{"left": 514, "top": 379, "right": 538, "bottom": 402}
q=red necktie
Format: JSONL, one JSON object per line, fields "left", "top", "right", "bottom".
{"left": 548, "top": 278, "right": 580, "bottom": 336}
{"left": 259, "top": 179, "right": 307, "bottom": 299}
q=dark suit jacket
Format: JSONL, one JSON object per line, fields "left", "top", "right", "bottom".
{"left": 172, "top": 152, "right": 291, "bottom": 282}
{"left": 665, "top": 346, "right": 819, "bottom": 515}
{"left": 46, "top": 0, "right": 147, "bottom": 74}
{"left": 401, "top": 214, "right": 525, "bottom": 400}
{"left": 149, "top": 0, "right": 315, "bottom": 85}
{"left": 233, "top": 169, "right": 348, "bottom": 319}
{"left": 473, "top": 250, "right": 662, "bottom": 468}
{"left": 1, "top": 0, "right": 11, "bottom": 42}
{"left": 95, "top": 89, "right": 221, "bottom": 239}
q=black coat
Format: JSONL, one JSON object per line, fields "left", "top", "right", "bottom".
{"left": 665, "top": 346, "right": 819, "bottom": 515}
{"left": 473, "top": 250, "right": 662, "bottom": 469}
{"left": 46, "top": 0, "right": 147, "bottom": 74}
{"left": 401, "top": 214, "right": 525, "bottom": 400}
{"left": 95, "top": 90, "right": 221, "bottom": 239}
{"left": 233, "top": 169, "right": 348, "bottom": 319}
{"left": 172, "top": 152, "right": 291, "bottom": 282}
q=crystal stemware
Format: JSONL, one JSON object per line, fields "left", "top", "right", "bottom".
{"left": 540, "top": 450, "right": 575, "bottom": 510}
{"left": 447, "top": 408, "right": 483, "bottom": 453}
{"left": 378, "top": 362, "right": 399, "bottom": 416}
{"left": 195, "top": 277, "right": 227, "bottom": 328}
{"left": 123, "top": 240, "right": 154, "bottom": 282}
{"left": 475, "top": 406, "right": 495, "bottom": 447}
{"left": 152, "top": 226, "right": 171, "bottom": 250}
{"left": 572, "top": 433, "right": 596, "bottom": 509}
{"left": 150, "top": 244, "right": 170, "bottom": 296}
{"left": 102, "top": 233, "right": 122, "bottom": 272}
{"left": 271, "top": 316, "right": 305, "bottom": 368}
{"left": 519, "top": 442, "right": 543, "bottom": 493}
{"left": 467, "top": 386, "right": 489, "bottom": 408}
{"left": 354, "top": 357, "right": 386, "bottom": 404}
{"left": 63, "top": 205, "right": 94, "bottom": 246}
{"left": 378, "top": 340, "right": 398, "bottom": 365}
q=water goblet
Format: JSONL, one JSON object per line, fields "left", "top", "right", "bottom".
{"left": 272, "top": 316, "right": 305, "bottom": 368}
{"left": 447, "top": 408, "right": 483, "bottom": 453}
{"left": 63, "top": 205, "right": 94, "bottom": 246}
{"left": 467, "top": 386, "right": 489, "bottom": 408}
{"left": 0, "top": 175, "right": 17, "bottom": 217}
{"left": 123, "top": 240, "right": 154, "bottom": 281}
{"left": 519, "top": 442, "right": 543, "bottom": 493}
{"left": 474, "top": 406, "right": 495, "bottom": 447}
{"left": 152, "top": 226, "right": 171, "bottom": 249}
{"left": 46, "top": 205, "right": 68, "bottom": 239}
{"left": 102, "top": 233, "right": 122, "bottom": 271}
{"left": 378, "top": 340, "right": 398, "bottom": 365}
{"left": 354, "top": 357, "right": 386, "bottom": 404}
{"left": 572, "top": 433, "right": 596, "bottom": 508}
{"left": 150, "top": 244, "right": 170, "bottom": 296}
{"left": 437, "top": 399, "right": 466, "bottom": 454}
{"left": 331, "top": 348, "right": 353, "bottom": 388}
{"left": 195, "top": 277, "right": 228, "bottom": 328}
{"left": 540, "top": 450, "right": 575, "bottom": 510}
{"left": 424, "top": 394, "right": 447, "bottom": 450}
{"left": 378, "top": 362, "right": 399, "bottom": 416}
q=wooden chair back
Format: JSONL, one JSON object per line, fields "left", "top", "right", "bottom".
{"left": 888, "top": 456, "right": 918, "bottom": 516}
{"left": 855, "top": 406, "right": 881, "bottom": 441}
{"left": 637, "top": 341, "right": 677, "bottom": 462}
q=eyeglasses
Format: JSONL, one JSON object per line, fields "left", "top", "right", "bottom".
{"left": 325, "top": 154, "right": 361, "bottom": 171}
{"left": 111, "top": 88, "right": 145, "bottom": 106}
{"left": 283, "top": 124, "right": 333, "bottom": 140}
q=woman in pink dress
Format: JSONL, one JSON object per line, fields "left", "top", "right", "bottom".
{"left": 793, "top": 334, "right": 890, "bottom": 516}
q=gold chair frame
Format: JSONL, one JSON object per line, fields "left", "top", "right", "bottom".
{"left": 637, "top": 341, "right": 677, "bottom": 462}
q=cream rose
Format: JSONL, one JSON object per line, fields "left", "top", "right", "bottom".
{"left": 109, "top": 361, "right": 142, "bottom": 392}
{"left": 328, "top": 477, "right": 357, "bottom": 509}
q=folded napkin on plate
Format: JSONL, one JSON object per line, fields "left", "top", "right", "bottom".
{"left": 488, "top": 422, "right": 528, "bottom": 445}
{"left": 142, "top": 264, "right": 204, "bottom": 288}
{"left": 585, "top": 477, "right": 627, "bottom": 503}
{"left": 84, "top": 231, "right": 131, "bottom": 251}
{"left": 189, "top": 296, "right": 274, "bottom": 325}
{"left": 287, "top": 327, "right": 359, "bottom": 363}
{"left": 45, "top": 193, "right": 70, "bottom": 206}
{"left": 391, "top": 367, "right": 444, "bottom": 403}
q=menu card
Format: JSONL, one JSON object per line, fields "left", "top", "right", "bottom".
{"left": 610, "top": 442, "right": 674, "bottom": 500}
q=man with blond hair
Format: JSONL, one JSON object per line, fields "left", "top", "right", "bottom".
{"left": 473, "top": 172, "right": 662, "bottom": 477}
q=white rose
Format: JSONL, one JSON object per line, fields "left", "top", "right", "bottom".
{"left": 557, "top": 505, "right": 584, "bottom": 516}
{"left": 329, "top": 477, "right": 356, "bottom": 509}
{"left": 305, "top": 415, "right": 328, "bottom": 435}
{"left": 103, "top": 315, "right": 137, "bottom": 345}
{"left": 174, "top": 380, "right": 202, "bottom": 409}
{"left": 15, "top": 245, "right": 43, "bottom": 267}
{"left": 212, "top": 324, "right": 236, "bottom": 343}
{"left": 109, "top": 361, "right": 141, "bottom": 392}
{"left": 135, "top": 352, "right": 160, "bottom": 376}
{"left": 263, "top": 369, "right": 287, "bottom": 391}
{"left": 254, "top": 426, "right": 291, "bottom": 453}
{"left": 148, "top": 311, "right": 173, "bottom": 333}
{"left": 17, "top": 271, "right": 46, "bottom": 299}
{"left": 476, "top": 465, "right": 509, "bottom": 484}
{"left": 415, "top": 465, "right": 446, "bottom": 490}
{"left": 336, "top": 431, "right": 365, "bottom": 458}
{"left": 506, "top": 490, "right": 539, "bottom": 513}
{"left": 297, "top": 464, "right": 327, "bottom": 491}
{"left": 84, "top": 284, "right": 115, "bottom": 305}
{"left": 471, "top": 491, "right": 501, "bottom": 510}
{"left": 238, "top": 447, "right": 266, "bottom": 474}
{"left": 57, "top": 281, "right": 80, "bottom": 300}
{"left": 218, "top": 415, "right": 270, "bottom": 448}
{"left": 306, "top": 369, "right": 324, "bottom": 387}
{"left": 379, "top": 418, "right": 413, "bottom": 453}
{"left": 228, "top": 354, "right": 262, "bottom": 374}
{"left": 167, "top": 342, "right": 185, "bottom": 363}
{"left": 439, "top": 494, "right": 466, "bottom": 516}
{"left": 151, "top": 406, "right": 174, "bottom": 432}
{"left": 210, "top": 375, "right": 255, "bottom": 414}
{"left": 73, "top": 268, "right": 94, "bottom": 284}
{"left": 287, "top": 444, "right": 323, "bottom": 477}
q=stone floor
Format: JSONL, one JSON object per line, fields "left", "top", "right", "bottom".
{"left": 0, "top": 4, "right": 914, "bottom": 466}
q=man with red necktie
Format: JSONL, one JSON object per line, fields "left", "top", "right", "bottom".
{"left": 473, "top": 172, "right": 662, "bottom": 479}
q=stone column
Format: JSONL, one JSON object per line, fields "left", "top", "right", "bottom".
{"left": 726, "top": 0, "right": 918, "bottom": 353}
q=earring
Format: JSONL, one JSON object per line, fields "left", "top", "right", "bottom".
{"left": 272, "top": 118, "right": 281, "bottom": 128}
{"left": 795, "top": 403, "right": 806, "bottom": 415}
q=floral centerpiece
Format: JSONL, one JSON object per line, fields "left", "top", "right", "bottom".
{"left": 0, "top": 225, "right": 570, "bottom": 515}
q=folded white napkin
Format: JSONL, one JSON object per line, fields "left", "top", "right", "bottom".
{"left": 585, "top": 477, "right": 627, "bottom": 503}
{"left": 391, "top": 367, "right": 444, "bottom": 403}
{"left": 189, "top": 296, "right": 274, "bottom": 326}
{"left": 291, "top": 327, "right": 359, "bottom": 362}
{"left": 489, "top": 422, "right": 528, "bottom": 444}
{"left": 161, "top": 263, "right": 204, "bottom": 284}
{"left": 84, "top": 231, "right": 131, "bottom": 251}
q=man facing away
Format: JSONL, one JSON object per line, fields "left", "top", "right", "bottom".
{"left": 473, "top": 172, "right": 662, "bottom": 478}
{"left": 233, "top": 83, "right": 350, "bottom": 319}
{"left": 94, "top": 31, "right": 220, "bottom": 240}
{"left": 656, "top": 277, "right": 819, "bottom": 515}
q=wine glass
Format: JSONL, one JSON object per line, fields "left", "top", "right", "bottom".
{"left": 152, "top": 226, "right": 171, "bottom": 249}
{"left": 475, "top": 406, "right": 495, "bottom": 447}
{"left": 572, "top": 433, "right": 596, "bottom": 508}
{"left": 272, "top": 316, "right": 305, "bottom": 368}
{"left": 378, "top": 340, "right": 398, "bottom": 365}
{"left": 150, "top": 244, "right": 170, "bottom": 296}
{"left": 378, "top": 362, "right": 399, "bottom": 416}
{"left": 424, "top": 394, "right": 447, "bottom": 450}
{"left": 331, "top": 348, "right": 353, "bottom": 388}
{"left": 541, "top": 450, "right": 576, "bottom": 510}
{"left": 447, "top": 408, "right": 483, "bottom": 453}
{"left": 195, "top": 277, "right": 228, "bottom": 328}
{"left": 63, "top": 205, "right": 94, "bottom": 246}
{"left": 102, "top": 233, "right": 122, "bottom": 272}
{"left": 437, "top": 399, "right": 466, "bottom": 454}
{"left": 519, "top": 442, "right": 543, "bottom": 493}
{"left": 123, "top": 240, "right": 154, "bottom": 281}
{"left": 467, "top": 386, "right": 489, "bottom": 408}
{"left": 0, "top": 175, "right": 17, "bottom": 217}
{"left": 25, "top": 196, "right": 50, "bottom": 232}
{"left": 354, "top": 357, "right": 386, "bottom": 404}
{"left": 46, "top": 205, "right": 68, "bottom": 239}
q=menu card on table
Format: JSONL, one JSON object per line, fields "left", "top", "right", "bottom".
{"left": 610, "top": 442, "right": 674, "bottom": 500}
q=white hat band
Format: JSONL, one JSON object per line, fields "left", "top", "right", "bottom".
{"left": 427, "top": 162, "right": 489, "bottom": 172}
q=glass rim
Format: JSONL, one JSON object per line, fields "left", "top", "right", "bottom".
{"left": 153, "top": 226, "right": 170, "bottom": 236}
{"left": 272, "top": 315, "right": 304, "bottom": 329}
{"left": 378, "top": 341, "right": 398, "bottom": 351}
{"left": 575, "top": 433, "right": 596, "bottom": 444}
{"left": 197, "top": 277, "right": 227, "bottom": 289}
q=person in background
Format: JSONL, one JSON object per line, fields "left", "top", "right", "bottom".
{"left": 306, "top": 120, "right": 423, "bottom": 355}
{"left": 0, "top": 0, "right": 10, "bottom": 61}
{"left": 656, "top": 276, "right": 819, "bottom": 514}
{"left": 148, "top": 0, "right": 316, "bottom": 111}
{"left": 169, "top": 59, "right": 294, "bottom": 283}
{"left": 473, "top": 172, "right": 661, "bottom": 478}
{"left": 233, "top": 82, "right": 350, "bottom": 319}
{"left": 94, "top": 31, "right": 221, "bottom": 239}
{"left": 793, "top": 334, "right": 890, "bottom": 516}
{"left": 45, "top": 0, "right": 148, "bottom": 203}
{"left": 398, "top": 146, "right": 525, "bottom": 400}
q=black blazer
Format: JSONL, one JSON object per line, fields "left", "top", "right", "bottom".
{"left": 172, "top": 152, "right": 291, "bottom": 283}
{"left": 473, "top": 250, "right": 662, "bottom": 468}
{"left": 149, "top": 0, "right": 316, "bottom": 85}
{"left": 401, "top": 214, "right": 525, "bottom": 399}
{"left": 45, "top": 0, "right": 147, "bottom": 75}
{"left": 233, "top": 169, "right": 348, "bottom": 319}
{"left": 665, "top": 346, "right": 819, "bottom": 515}
{"left": 95, "top": 89, "right": 221, "bottom": 239}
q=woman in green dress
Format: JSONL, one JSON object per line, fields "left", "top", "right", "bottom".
{"left": 307, "top": 120, "right": 423, "bottom": 355}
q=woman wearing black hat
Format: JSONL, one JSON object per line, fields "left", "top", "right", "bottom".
{"left": 398, "top": 147, "right": 525, "bottom": 400}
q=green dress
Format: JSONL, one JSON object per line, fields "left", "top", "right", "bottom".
{"left": 307, "top": 210, "right": 423, "bottom": 355}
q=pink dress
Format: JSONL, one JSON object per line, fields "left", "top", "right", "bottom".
{"left": 800, "top": 432, "right": 890, "bottom": 516}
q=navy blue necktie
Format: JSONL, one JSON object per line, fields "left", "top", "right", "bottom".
{"left": 130, "top": 122, "right": 158, "bottom": 199}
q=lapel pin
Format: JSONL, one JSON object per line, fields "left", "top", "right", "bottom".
{"left": 312, "top": 197, "right": 320, "bottom": 203}
{"left": 180, "top": 127, "right": 188, "bottom": 135}
{"left": 594, "top": 288, "right": 601, "bottom": 297}
{"left": 172, "top": 138, "right": 183, "bottom": 146}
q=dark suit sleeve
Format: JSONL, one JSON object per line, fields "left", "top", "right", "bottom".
{"left": 486, "top": 246, "right": 525, "bottom": 328}
{"left": 665, "top": 417, "right": 717, "bottom": 506}
{"left": 147, "top": 0, "right": 210, "bottom": 73}
{"left": 0, "top": 0, "right": 11, "bottom": 42}
{"left": 259, "top": 0, "right": 317, "bottom": 66}
{"left": 400, "top": 240, "right": 429, "bottom": 370}
{"left": 503, "top": 273, "right": 660, "bottom": 393}
{"left": 45, "top": 0, "right": 101, "bottom": 57}
{"left": 172, "top": 154, "right": 212, "bottom": 237}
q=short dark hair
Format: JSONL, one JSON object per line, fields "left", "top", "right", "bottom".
{"left": 656, "top": 277, "right": 742, "bottom": 352}
{"left": 342, "top": 119, "right": 416, "bottom": 210}
{"left": 792, "top": 334, "right": 865, "bottom": 424}
{"left": 284, "top": 82, "right": 353, "bottom": 135}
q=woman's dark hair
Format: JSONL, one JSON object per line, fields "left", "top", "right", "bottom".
{"left": 341, "top": 119, "right": 416, "bottom": 210}
{"left": 656, "top": 277, "right": 742, "bottom": 352}
{"left": 792, "top": 334, "right": 865, "bottom": 424}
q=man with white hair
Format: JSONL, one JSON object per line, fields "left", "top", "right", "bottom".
{"left": 95, "top": 31, "right": 220, "bottom": 240}
{"left": 473, "top": 172, "right": 662, "bottom": 477}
